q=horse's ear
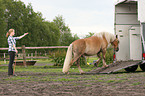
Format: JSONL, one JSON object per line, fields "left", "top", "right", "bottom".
{"left": 116, "top": 35, "right": 118, "bottom": 38}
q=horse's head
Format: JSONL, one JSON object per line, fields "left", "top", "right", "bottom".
{"left": 111, "top": 35, "right": 119, "bottom": 52}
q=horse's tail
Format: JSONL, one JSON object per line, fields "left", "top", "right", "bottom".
{"left": 62, "top": 44, "right": 73, "bottom": 73}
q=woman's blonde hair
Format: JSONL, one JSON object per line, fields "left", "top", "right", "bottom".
{"left": 6, "top": 29, "right": 14, "bottom": 37}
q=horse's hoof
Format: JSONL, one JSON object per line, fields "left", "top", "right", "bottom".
{"left": 102, "top": 66, "right": 105, "bottom": 68}
{"left": 106, "top": 65, "right": 109, "bottom": 67}
{"left": 94, "top": 65, "right": 97, "bottom": 67}
{"left": 80, "top": 72, "right": 85, "bottom": 74}
{"left": 63, "top": 72, "right": 69, "bottom": 75}
{"left": 102, "top": 65, "right": 108, "bottom": 68}
{"left": 94, "top": 63, "right": 98, "bottom": 67}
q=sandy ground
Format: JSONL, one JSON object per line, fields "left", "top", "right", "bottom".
{"left": 0, "top": 63, "right": 145, "bottom": 96}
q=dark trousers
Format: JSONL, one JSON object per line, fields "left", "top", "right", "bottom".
{"left": 8, "top": 51, "right": 15, "bottom": 75}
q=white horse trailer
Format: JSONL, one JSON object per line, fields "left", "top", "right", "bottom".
{"left": 87, "top": 0, "right": 145, "bottom": 74}
{"left": 114, "top": 0, "right": 145, "bottom": 72}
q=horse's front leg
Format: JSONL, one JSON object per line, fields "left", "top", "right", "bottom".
{"left": 94, "top": 52, "right": 102, "bottom": 67}
{"left": 76, "top": 58, "right": 85, "bottom": 74}
{"left": 102, "top": 49, "right": 108, "bottom": 68}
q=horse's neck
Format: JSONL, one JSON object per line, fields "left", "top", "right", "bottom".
{"left": 106, "top": 34, "right": 115, "bottom": 44}
{"left": 95, "top": 32, "right": 115, "bottom": 44}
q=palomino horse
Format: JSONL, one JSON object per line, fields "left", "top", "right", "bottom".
{"left": 62, "top": 32, "right": 119, "bottom": 74}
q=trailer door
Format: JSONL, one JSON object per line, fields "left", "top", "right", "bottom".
{"left": 129, "top": 26, "right": 142, "bottom": 60}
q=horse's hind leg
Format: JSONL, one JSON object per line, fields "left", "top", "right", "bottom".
{"left": 70, "top": 53, "right": 84, "bottom": 74}
{"left": 76, "top": 57, "right": 85, "bottom": 74}
{"left": 69, "top": 54, "right": 81, "bottom": 66}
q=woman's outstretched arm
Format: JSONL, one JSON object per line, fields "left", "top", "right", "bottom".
{"left": 18, "top": 33, "right": 29, "bottom": 39}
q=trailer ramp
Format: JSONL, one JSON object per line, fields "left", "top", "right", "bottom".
{"left": 86, "top": 61, "right": 141, "bottom": 74}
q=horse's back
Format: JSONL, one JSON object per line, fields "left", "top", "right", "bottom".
{"left": 84, "top": 36, "right": 102, "bottom": 47}
{"left": 72, "top": 36, "right": 103, "bottom": 56}
{"left": 84, "top": 36, "right": 103, "bottom": 55}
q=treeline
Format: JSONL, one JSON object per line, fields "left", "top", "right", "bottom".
{"left": 0, "top": 0, "right": 79, "bottom": 48}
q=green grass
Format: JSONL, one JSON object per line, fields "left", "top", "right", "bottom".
{"left": 0, "top": 60, "right": 9, "bottom": 65}
{"left": 0, "top": 59, "right": 54, "bottom": 65}
{"left": 105, "top": 79, "right": 127, "bottom": 83}
{"left": 3, "top": 76, "right": 32, "bottom": 81}
{"left": 0, "top": 66, "right": 144, "bottom": 89}
{"left": 132, "top": 82, "right": 141, "bottom": 86}
{"left": 86, "top": 57, "right": 98, "bottom": 63}
{"left": 0, "top": 58, "right": 144, "bottom": 85}
{"left": 35, "top": 59, "right": 54, "bottom": 63}
{"left": 52, "top": 78, "right": 77, "bottom": 82}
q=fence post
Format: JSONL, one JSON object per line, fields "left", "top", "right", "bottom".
{"left": 22, "top": 45, "right": 27, "bottom": 67}
{"left": 31, "top": 53, "right": 33, "bottom": 60}
{"left": 35, "top": 51, "right": 37, "bottom": 57}
{"left": 4, "top": 53, "right": 6, "bottom": 63}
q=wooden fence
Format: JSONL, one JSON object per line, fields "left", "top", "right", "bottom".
{"left": 0, "top": 45, "right": 68, "bottom": 66}
{"left": 0, "top": 46, "right": 68, "bottom": 50}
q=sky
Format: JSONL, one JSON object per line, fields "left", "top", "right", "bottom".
{"left": 20, "top": 0, "right": 117, "bottom": 38}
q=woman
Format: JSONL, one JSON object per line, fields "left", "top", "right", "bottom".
{"left": 6, "top": 29, "right": 28, "bottom": 76}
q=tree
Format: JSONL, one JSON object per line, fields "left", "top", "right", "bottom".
{"left": 0, "top": 0, "right": 79, "bottom": 49}
{"left": 73, "top": 34, "right": 80, "bottom": 40}
{"left": 85, "top": 32, "right": 95, "bottom": 38}
{"left": 0, "top": 0, "right": 7, "bottom": 47}
{"left": 53, "top": 15, "right": 74, "bottom": 45}
{"left": 3, "top": 0, "right": 33, "bottom": 46}
{"left": 44, "top": 21, "right": 60, "bottom": 46}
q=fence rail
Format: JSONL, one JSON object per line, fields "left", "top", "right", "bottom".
{"left": 0, "top": 53, "right": 50, "bottom": 60}
{"left": 0, "top": 45, "right": 69, "bottom": 66}
{"left": 0, "top": 46, "right": 68, "bottom": 50}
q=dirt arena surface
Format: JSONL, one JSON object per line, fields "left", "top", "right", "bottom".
{"left": 0, "top": 63, "right": 145, "bottom": 96}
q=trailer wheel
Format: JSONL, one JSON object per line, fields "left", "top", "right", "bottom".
{"left": 125, "top": 65, "right": 138, "bottom": 72}
{"left": 140, "top": 63, "right": 145, "bottom": 71}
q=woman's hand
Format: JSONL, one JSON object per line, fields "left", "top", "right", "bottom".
{"left": 24, "top": 33, "right": 28, "bottom": 36}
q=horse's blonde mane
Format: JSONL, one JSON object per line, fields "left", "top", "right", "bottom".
{"left": 93, "top": 32, "right": 115, "bottom": 43}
